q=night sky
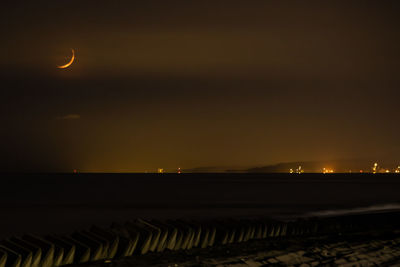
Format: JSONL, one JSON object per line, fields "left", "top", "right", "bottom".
{"left": 1, "top": 1, "right": 400, "bottom": 172}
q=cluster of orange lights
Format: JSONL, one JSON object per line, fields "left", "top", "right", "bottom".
{"left": 322, "top": 168, "right": 334, "bottom": 174}
{"left": 288, "top": 164, "right": 400, "bottom": 174}
{"left": 357, "top": 163, "right": 400, "bottom": 174}
{"left": 290, "top": 166, "right": 304, "bottom": 174}
{"left": 371, "top": 163, "right": 400, "bottom": 174}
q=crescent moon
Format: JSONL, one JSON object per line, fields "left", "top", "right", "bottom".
{"left": 57, "top": 49, "right": 75, "bottom": 69}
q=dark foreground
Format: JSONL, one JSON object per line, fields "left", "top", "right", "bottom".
{"left": 76, "top": 212, "right": 400, "bottom": 267}
{"left": 1, "top": 211, "right": 400, "bottom": 267}
{"left": 1, "top": 173, "right": 400, "bottom": 266}
{"left": 89, "top": 228, "right": 400, "bottom": 267}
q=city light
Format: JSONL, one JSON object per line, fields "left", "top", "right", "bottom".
{"left": 372, "top": 162, "right": 378, "bottom": 174}
{"left": 296, "top": 166, "right": 304, "bottom": 174}
{"left": 290, "top": 167, "right": 303, "bottom": 174}
{"left": 323, "top": 168, "right": 334, "bottom": 174}
{"left": 285, "top": 162, "right": 400, "bottom": 174}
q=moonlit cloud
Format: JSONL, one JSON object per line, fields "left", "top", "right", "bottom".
{"left": 57, "top": 114, "right": 81, "bottom": 120}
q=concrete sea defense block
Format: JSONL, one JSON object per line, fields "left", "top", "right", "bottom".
{"left": 90, "top": 226, "right": 119, "bottom": 259}
{"left": 22, "top": 235, "right": 54, "bottom": 267}
{"left": 124, "top": 222, "right": 153, "bottom": 255}
{"left": 44, "top": 235, "right": 74, "bottom": 266}
{"left": 0, "top": 245, "right": 21, "bottom": 267}
{"left": 70, "top": 232, "right": 103, "bottom": 262}
{"left": 61, "top": 237, "right": 90, "bottom": 264}
{"left": 9, "top": 239, "right": 41, "bottom": 267}
{"left": 110, "top": 223, "right": 137, "bottom": 257}
{"left": 0, "top": 241, "right": 32, "bottom": 267}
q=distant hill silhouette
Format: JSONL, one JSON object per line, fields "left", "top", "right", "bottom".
{"left": 182, "top": 166, "right": 243, "bottom": 173}
{"left": 180, "top": 159, "right": 399, "bottom": 173}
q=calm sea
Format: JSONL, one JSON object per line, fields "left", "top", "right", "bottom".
{"left": 0, "top": 173, "right": 399, "bottom": 238}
